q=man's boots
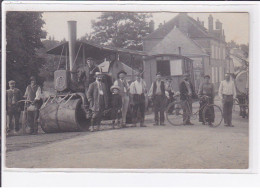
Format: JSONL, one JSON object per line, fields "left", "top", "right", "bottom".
{"left": 140, "top": 118, "right": 147, "bottom": 127}
{"left": 131, "top": 118, "right": 137, "bottom": 127}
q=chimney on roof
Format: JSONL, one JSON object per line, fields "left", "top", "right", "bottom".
{"left": 179, "top": 12, "right": 188, "bottom": 33}
{"left": 216, "top": 19, "right": 222, "bottom": 31}
{"left": 201, "top": 21, "right": 204, "bottom": 27}
{"left": 149, "top": 20, "right": 155, "bottom": 33}
{"left": 208, "top": 14, "right": 213, "bottom": 32}
{"left": 178, "top": 47, "right": 182, "bottom": 55}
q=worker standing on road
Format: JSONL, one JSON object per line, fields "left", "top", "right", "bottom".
{"left": 110, "top": 85, "right": 122, "bottom": 129}
{"left": 6, "top": 80, "right": 23, "bottom": 135}
{"left": 24, "top": 76, "right": 42, "bottom": 135}
{"left": 179, "top": 74, "right": 196, "bottom": 125}
{"left": 129, "top": 72, "right": 147, "bottom": 127}
{"left": 87, "top": 72, "right": 108, "bottom": 132}
{"left": 198, "top": 75, "right": 215, "bottom": 126}
{"left": 148, "top": 72, "right": 166, "bottom": 126}
{"left": 113, "top": 70, "right": 130, "bottom": 128}
{"left": 218, "top": 73, "right": 237, "bottom": 127}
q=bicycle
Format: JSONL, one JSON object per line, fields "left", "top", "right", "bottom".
{"left": 166, "top": 95, "right": 223, "bottom": 127}
{"left": 233, "top": 94, "right": 249, "bottom": 119}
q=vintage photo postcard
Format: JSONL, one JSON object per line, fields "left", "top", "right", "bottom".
{"left": 2, "top": 2, "right": 252, "bottom": 172}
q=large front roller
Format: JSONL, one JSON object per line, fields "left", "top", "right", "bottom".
{"left": 39, "top": 96, "right": 90, "bottom": 133}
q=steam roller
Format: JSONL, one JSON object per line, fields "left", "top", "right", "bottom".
{"left": 39, "top": 21, "right": 91, "bottom": 133}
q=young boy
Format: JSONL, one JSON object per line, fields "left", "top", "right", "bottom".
{"left": 110, "top": 85, "right": 122, "bottom": 129}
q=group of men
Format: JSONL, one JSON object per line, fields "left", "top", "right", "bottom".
{"left": 6, "top": 55, "right": 238, "bottom": 134}
{"left": 6, "top": 76, "right": 42, "bottom": 135}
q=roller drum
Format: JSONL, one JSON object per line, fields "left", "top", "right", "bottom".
{"left": 39, "top": 98, "right": 90, "bottom": 133}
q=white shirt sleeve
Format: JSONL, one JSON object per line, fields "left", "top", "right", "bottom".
{"left": 233, "top": 81, "right": 237, "bottom": 98}
{"left": 35, "top": 86, "right": 42, "bottom": 100}
{"left": 148, "top": 83, "right": 154, "bottom": 97}
{"left": 218, "top": 81, "right": 223, "bottom": 99}
{"left": 129, "top": 82, "right": 135, "bottom": 94}
{"left": 113, "top": 80, "right": 119, "bottom": 86}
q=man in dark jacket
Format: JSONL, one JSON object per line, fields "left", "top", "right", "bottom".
{"left": 148, "top": 72, "right": 166, "bottom": 126}
{"left": 179, "top": 74, "right": 196, "bottom": 125}
{"left": 6, "top": 80, "right": 22, "bottom": 134}
{"left": 87, "top": 72, "right": 109, "bottom": 131}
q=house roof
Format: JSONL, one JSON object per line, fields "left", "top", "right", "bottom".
{"left": 148, "top": 27, "right": 208, "bottom": 57}
{"left": 143, "top": 13, "right": 209, "bottom": 40}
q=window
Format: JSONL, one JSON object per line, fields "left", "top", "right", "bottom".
{"left": 170, "top": 60, "right": 183, "bottom": 76}
{"left": 211, "top": 45, "right": 214, "bottom": 59}
{"left": 157, "top": 60, "right": 171, "bottom": 76}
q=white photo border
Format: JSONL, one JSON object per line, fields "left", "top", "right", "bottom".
{"left": 1, "top": 1, "right": 260, "bottom": 187}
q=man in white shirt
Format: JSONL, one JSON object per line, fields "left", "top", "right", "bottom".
{"left": 129, "top": 72, "right": 147, "bottom": 127}
{"left": 218, "top": 73, "right": 237, "bottom": 127}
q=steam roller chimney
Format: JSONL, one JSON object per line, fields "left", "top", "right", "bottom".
{"left": 68, "top": 21, "right": 77, "bottom": 72}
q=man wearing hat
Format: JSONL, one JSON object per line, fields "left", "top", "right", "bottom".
{"left": 198, "top": 75, "right": 215, "bottom": 126}
{"left": 24, "top": 76, "right": 42, "bottom": 134}
{"left": 87, "top": 72, "right": 108, "bottom": 131}
{"left": 113, "top": 70, "right": 130, "bottom": 128}
{"left": 6, "top": 80, "right": 23, "bottom": 134}
{"left": 78, "top": 56, "right": 101, "bottom": 93}
{"left": 148, "top": 72, "right": 166, "bottom": 126}
{"left": 179, "top": 73, "right": 196, "bottom": 125}
{"left": 110, "top": 85, "right": 122, "bottom": 129}
{"left": 218, "top": 73, "right": 237, "bottom": 127}
{"left": 129, "top": 72, "right": 147, "bottom": 127}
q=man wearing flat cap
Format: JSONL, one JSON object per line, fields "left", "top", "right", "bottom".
{"left": 87, "top": 72, "right": 108, "bottom": 131}
{"left": 6, "top": 80, "right": 23, "bottom": 134}
{"left": 179, "top": 73, "right": 196, "bottom": 125}
{"left": 24, "top": 76, "right": 42, "bottom": 134}
{"left": 148, "top": 72, "right": 167, "bottom": 126}
{"left": 198, "top": 75, "right": 215, "bottom": 126}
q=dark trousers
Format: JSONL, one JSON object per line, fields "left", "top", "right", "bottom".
{"left": 132, "top": 94, "right": 146, "bottom": 123}
{"left": 27, "top": 110, "right": 39, "bottom": 133}
{"left": 223, "top": 95, "right": 233, "bottom": 125}
{"left": 181, "top": 98, "right": 192, "bottom": 123}
{"left": 92, "top": 95, "right": 105, "bottom": 126}
{"left": 154, "top": 95, "right": 166, "bottom": 124}
{"left": 7, "top": 109, "right": 21, "bottom": 132}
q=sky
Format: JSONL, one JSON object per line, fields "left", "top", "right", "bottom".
{"left": 42, "top": 12, "right": 249, "bottom": 45}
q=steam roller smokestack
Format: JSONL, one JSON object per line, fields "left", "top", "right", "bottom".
{"left": 68, "top": 21, "right": 77, "bottom": 81}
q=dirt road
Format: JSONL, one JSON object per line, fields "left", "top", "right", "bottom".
{"left": 6, "top": 110, "right": 248, "bottom": 169}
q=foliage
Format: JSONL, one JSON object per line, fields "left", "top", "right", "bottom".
{"left": 6, "top": 12, "right": 47, "bottom": 92}
{"left": 82, "top": 12, "right": 154, "bottom": 71}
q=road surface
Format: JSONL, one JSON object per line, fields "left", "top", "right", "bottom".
{"left": 5, "top": 106, "right": 248, "bottom": 169}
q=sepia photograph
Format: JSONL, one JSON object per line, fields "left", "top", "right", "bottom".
{"left": 2, "top": 7, "right": 249, "bottom": 170}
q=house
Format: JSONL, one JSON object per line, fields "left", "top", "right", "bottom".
{"left": 143, "top": 13, "right": 228, "bottom": 91}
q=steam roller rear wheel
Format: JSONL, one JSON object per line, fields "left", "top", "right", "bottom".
{"left": 39, "top": 97, "right": 90, "bottom": 133}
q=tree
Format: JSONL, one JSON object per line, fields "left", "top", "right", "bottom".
{"left": 6, "top": 12, "right": 47, "bottom": 92}
{"left": 90, "top": 12, "right": 152, "bottom": 70}
{"left": 91, "top": 12, "right": 152, "bottom": 50}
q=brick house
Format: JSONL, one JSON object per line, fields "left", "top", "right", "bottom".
{"left": 143, "top": 13, "right": 228, "bottom": 92}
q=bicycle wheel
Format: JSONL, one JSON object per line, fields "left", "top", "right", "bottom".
{"left": 166, "top": 101, "right": 187, "bottom": 126}
{"left": 202, "top": 104, "right": 223, "bottom": 127}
